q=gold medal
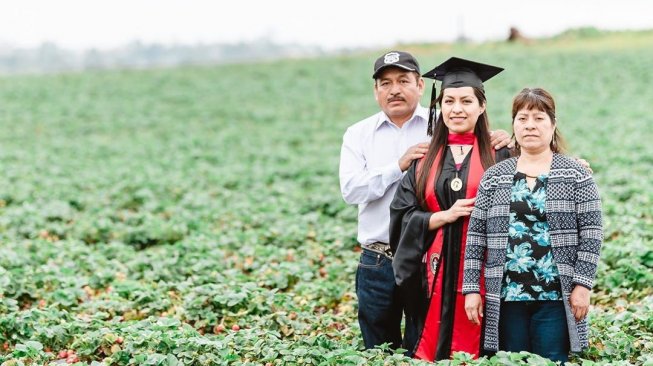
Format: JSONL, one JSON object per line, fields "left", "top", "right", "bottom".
{"left": 451, "top": 177, "right": 463, "bottom": 191}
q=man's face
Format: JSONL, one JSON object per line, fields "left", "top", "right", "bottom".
{"left": 374, "top": 68, "right": 424, "bottom": 125}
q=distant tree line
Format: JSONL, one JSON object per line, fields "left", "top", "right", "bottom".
{"left": 0, "top": 27, "right": 635, "bottom": 75}
{"left": 0, "top": 39, "right": 327, "bottom": 74}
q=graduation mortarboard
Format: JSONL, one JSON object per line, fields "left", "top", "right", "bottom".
{"left": 421, "top": 57, "right": 504, "bottom": 135}
{"left": 372, "top": 51, "right": 420, "bottom": 79}
{"left": 422, "top": 57, "right": 504, "bottom": 90}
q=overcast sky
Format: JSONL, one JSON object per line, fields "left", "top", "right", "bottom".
{"left": 1, "top": 0, "right": 651, "bottom": 50}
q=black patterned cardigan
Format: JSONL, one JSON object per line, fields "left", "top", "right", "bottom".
{"left": 462, "top": 154, "right": 603, "bottom": 353}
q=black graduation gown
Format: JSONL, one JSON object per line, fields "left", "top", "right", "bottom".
{"left": 389, "top": 147, "right": 511, "bottom": 358}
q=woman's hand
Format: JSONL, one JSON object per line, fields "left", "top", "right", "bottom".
{"left": 444, "top": 197, "right": 476, "bottom": 223}
{"left": 465, "top": 294, "right": 483, "bottom": 325}
{"left": 570, "top": 285, "right": 591, "bottom": 321}
{"left": 428, "top": 198, "right": 476, "bottom": 230}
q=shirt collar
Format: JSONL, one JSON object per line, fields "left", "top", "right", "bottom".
{"left": 376, "top": 105, "right": 428, "bottom": 130}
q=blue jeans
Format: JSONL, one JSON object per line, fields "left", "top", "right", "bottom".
{"left": 356, "top": 249, "right": 403, "bottom": 350}
{"left": 499, "top": 300, "right": 570, "bottom": 362}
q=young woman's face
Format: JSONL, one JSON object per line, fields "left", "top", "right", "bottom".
{"left": 440, "top": 87, "right": 485, "bottom": 134}
{"left": 513, "top": 107, "right": 555, "bottom": 153}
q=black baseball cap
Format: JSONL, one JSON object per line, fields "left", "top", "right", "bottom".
{"left": 372, "top": 51, "right": 420, "bottom": 79}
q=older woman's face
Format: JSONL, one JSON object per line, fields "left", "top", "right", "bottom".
{"left": 441, "top": 87, "right": 485, "bottom": 134}
{"left": 513, "top": 108, "right": 555, "bottom": 153}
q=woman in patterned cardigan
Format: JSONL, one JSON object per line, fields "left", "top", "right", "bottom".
{"left": 462, "top": 88, "right": 603, "bottom": 362}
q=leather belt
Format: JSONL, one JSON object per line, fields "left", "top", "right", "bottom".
{"left": 362, "top": 242, "right": 393, "bottom": 259}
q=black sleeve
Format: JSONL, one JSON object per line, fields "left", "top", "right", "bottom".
{"left": 494, "top": 146, "right": 513, "bottom": 163}
{"left": 389, "top": 161, "right": 437, "bottom": 287}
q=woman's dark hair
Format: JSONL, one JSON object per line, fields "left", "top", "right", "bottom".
{"left": 511, "top": 87, "right": 566, "bottom": 154}
{"left": 415, "top": 87, "right": 495, "bottom": 209}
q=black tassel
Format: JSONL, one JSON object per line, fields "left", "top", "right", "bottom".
{"left": 427, "top": 82, "right": 437, "bottom": 136}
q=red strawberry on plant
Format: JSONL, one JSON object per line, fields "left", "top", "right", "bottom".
{"left": 231, "top": 324, "right": 240, "bottom": 331}
{"left": 66, "top": 354, "right": 79, "bottom": 364}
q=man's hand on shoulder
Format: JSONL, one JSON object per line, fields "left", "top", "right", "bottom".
{"left": 490, "top": 130, "right": 513, "bottom": 150}
{"left": 399, "top": 143, "right": 429, "bottom": 172}
{"left": 575, "top": 157, "right": 593, "bottom": 174}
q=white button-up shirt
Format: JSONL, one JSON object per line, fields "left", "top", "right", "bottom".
{"left": 339, "top": 105, "right": 430, "bottom": 245}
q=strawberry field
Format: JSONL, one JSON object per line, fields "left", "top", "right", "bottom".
{"left": 0, "top": 29, "right": 652, "bottom": 365}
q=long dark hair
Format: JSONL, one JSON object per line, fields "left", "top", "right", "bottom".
{"left": 511, "top": 87, "right": 566, "bottom": 154}
{"left": 415, "top": 87, "right": 496, "bottom": 210}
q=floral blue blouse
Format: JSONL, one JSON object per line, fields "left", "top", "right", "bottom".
{"left": 501, "top": 172, "right": 562, "bottom": 301}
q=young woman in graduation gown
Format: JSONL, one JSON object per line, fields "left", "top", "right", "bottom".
{"left": 389, "top": 57, "right": 511, "bottom": 361}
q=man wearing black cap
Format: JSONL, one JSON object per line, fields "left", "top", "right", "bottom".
{"left": 339, "top": 51, "right": 512, "bottom": 352}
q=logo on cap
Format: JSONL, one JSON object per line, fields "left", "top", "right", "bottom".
{"left": 383, "top": 52, "right": 400, "bottom": 64}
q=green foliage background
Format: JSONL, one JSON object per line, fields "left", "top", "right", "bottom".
{"left": 0, "top": 29, "right": 652, "bottom": 365}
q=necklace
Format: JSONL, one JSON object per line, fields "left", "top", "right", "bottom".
{"left": 447, "top": 133, "right": 475, "bottom": 192}
{"left": 449, "top": 145, "right": 471, "bottom": 192}
{"left": 450, "top": 149, "right": 464, "bottom": 192}
{"left": 522, "top": 172, "right": 548, "bottom": 179}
